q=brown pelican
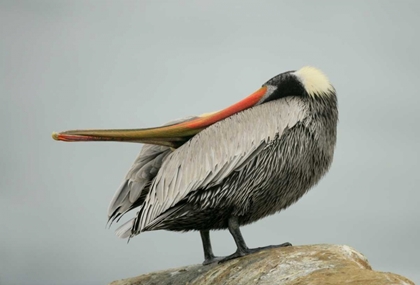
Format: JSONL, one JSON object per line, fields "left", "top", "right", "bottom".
{"left": 52, "top": 66, "right": 338, "bottom": 264}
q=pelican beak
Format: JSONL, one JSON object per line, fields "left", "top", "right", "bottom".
{"left": 52, "top": 86, "right": 268, "bottom": 148}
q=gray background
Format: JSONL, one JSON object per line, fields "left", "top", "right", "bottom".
{"left": 1, "top": 1, "right": 419, "bottom": 284}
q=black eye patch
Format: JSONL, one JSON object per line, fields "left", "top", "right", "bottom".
{"left": 263, "top": 74, "right": 307, "bottom": 103}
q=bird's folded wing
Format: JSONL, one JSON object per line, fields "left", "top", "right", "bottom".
{"left": 138, "top": 98, "right": 308, "bottom": 232}
{"left": 107, "top": 117, "right": 197, "bottom": 224}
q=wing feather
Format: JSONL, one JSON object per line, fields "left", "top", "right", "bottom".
{"left": 138, "top": 97, "right": 308, "bottom": 232}
{"left": 107, "top": 117, "right": 197, "bottom": 225}
{"left": 107, "top": 144, "right": 172, "bottom": 223}
{"left": 115, "top": 218, "right": 135, "bottom": 239}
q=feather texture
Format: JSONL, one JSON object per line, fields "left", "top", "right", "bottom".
{"left": 107, "top": 117, "right": 197, "bottom": 224}
{"left": 136, "top": 97, "right": 308, "bottom": 233}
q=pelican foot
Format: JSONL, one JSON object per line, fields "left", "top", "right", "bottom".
{"left": 218, "top": 242, "right": 292, "bottom": 264}
{"left": 202, "top": 256, "right": 224, "bottom": 265}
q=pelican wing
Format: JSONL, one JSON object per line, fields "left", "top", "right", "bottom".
{"left": 137, "top": 97, "right": 308, "bottom": 232}
{"left": 108, "top": 117, "right": 196, "bottom": 224}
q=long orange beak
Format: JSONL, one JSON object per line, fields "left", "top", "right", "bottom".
{"left": 52, "top": 86, "right": 268, "bottom": 148}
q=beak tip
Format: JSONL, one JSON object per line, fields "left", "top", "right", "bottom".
{"left": 52, "top": 132, "right": 59, "bottom": 141}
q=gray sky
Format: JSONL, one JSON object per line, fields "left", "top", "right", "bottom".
{"left": 1, "top": 1, "right": 419, "bottom": 284}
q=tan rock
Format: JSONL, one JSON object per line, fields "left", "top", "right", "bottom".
{"left": 109, "top": 244, "right": 414, "bottom": 285}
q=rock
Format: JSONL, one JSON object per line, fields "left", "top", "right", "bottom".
{"left": 109, "top": 244, "right": 414, "bottom": 285}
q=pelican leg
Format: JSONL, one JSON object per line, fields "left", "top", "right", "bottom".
{"left": 200, "top": 230, "right": 222, "bottom": 265}
{"left": 219, "top": 216, "right": 292, "bottom": 263}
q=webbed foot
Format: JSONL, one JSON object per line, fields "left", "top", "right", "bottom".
{"left": 218, "top": 242, "right": 292, "bottom": 263}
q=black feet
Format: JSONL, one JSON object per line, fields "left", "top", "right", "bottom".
{"left": 218, "top": 242, "right": 292, "bottom": 263}
{"left": 202, "top": 256, "right": 223, "bottom": 265}
{"left": 200, "top": 216, "right": 292, "bottom": 266}
{"left": 200, "top": 230, "right": 222, "bottom": 265}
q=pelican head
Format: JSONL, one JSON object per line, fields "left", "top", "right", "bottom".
{"left": 259, "top": 66, "right": 335, "bottom": 104}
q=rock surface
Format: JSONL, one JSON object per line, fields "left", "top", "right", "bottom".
{"left": 109, "top": 244, "right": 414, "bottom": 285}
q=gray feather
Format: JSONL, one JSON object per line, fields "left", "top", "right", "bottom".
{"left": 137, "top": 97, "right": 308, "bottom": 232}
{"left": 115, "top": 218, "right": 135, "bottom": 239}
{"left": 107, "top": 117, "right": 196, "bottom": 228}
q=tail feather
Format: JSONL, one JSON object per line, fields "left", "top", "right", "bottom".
{"left": 115, "top": 218, "right": 135, "bottom": 239}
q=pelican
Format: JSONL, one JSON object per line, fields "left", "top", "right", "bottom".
{"left": 52, "top": 66, "right": 338, "bottom": 264}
